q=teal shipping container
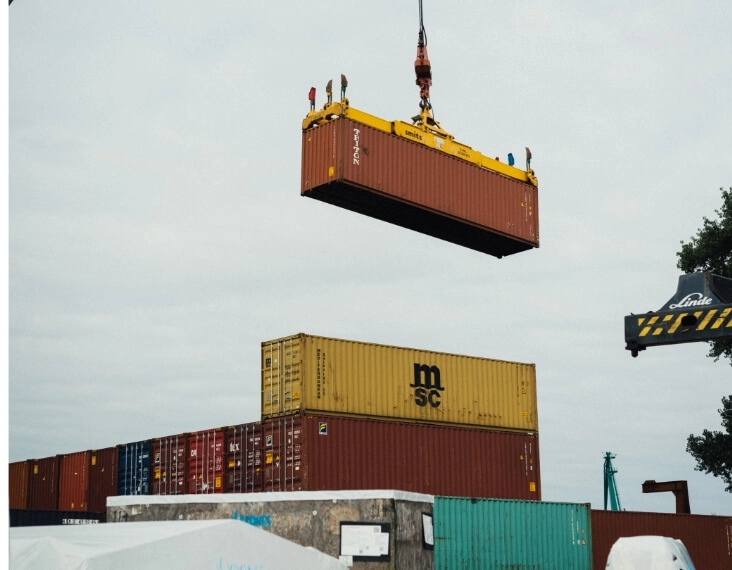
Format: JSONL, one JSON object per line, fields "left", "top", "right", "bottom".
{"left": 434, "top": 497, "right": 592, "bottom": 570}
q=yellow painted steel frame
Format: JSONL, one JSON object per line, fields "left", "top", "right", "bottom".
{"left": 303, "top": 98, "right": 538, "bottom": 187}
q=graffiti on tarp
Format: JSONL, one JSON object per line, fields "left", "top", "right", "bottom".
{"left": 231, "top": 511, "right": 272, "bottom": 529}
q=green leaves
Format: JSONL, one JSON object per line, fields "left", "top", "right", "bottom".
{"left": 686, "top": 395, "right": 732, "bottom": 493}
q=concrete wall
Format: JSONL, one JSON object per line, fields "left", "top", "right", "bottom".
{"left": 107, "top": 490, "right": 434, "bottom": 570}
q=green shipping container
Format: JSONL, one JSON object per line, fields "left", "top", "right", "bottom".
{"left": 434, "top": 497, "right": 592, "bottom": 570}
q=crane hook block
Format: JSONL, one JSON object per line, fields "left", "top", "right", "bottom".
{"left": 414, "top": 33, "right": 432, "bottom": 102}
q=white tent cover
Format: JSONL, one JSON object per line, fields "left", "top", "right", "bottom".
{"left": 605, "top": 535, "right": 696, "bottom": 570}
{"left": 10, "top": 519, "right": 349, "bottom": 570}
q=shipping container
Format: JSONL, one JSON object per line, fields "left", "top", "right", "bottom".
{"left": 58, "top": 451, "right": 90, "bottom": 511}
{"left": 224, "top": 423, "right": 264, "bottom": 494}
{"left": 591, "top": 509, "right": 732, "bottom": 570}
{"left": 28, "top": 456, "right": 60, "bottom": 510}
{"left": 117, "top": 440, "right": 151, "bottom": 496}
{"left": 433, "top": 497, "right": 592, "bottom": 570}
{"left": 108, "top": 490, "right": 434, "bottom": 570}
{"left": 188, "top": 429, "right": 225, "bottom": 494}
{"left": 301, "top": 116, "right": 539, "bottom": 258}
{"left": 88, "top": 447, "right": 117, "bottom": 512}
{"left": 262, "top": 333, "right": 538, "bottom": 431}
{"left": 152, "top": 434, "right": 188, "bottom": 495}
{"left": 247, "top": 415, "right": 540, "bottom": 499}
{"left": 9, "top": 460, "right": 31, "bottom": 509}
{"left": 9, "top": 509, "right": 105, "bottom": 527}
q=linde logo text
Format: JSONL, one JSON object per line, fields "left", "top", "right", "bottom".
{"left": 411, "top": 363, "right": 444, "bottom": 408}
{"left": 668, "top": 293, "right": 713, "bottom": 309}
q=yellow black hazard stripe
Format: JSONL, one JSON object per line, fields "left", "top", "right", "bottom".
{"left": 634, "top": 307, "right": 732, "bottom": 338}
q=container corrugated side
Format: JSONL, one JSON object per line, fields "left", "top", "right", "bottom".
{"left": 434, "top": 497, "right": 592, "bottom": 570}
{"left": 117, "top": 440, "right": 151, "bottom": 496}
{"left": 58, "top": 451, "right": 90, "bottom": 511}
{"left": 88, "top": 447, "right": 117, "bottom": 512}
{"left": 262, "top": 333, "right": 538, "bottom": 431}
{"left": 224, "top": 424, "right": 263, "bottom": 494}
{"left": 9, "top": 460, "right": 31, "bottom": 509}
{"left": 301, "top": 117, "right": 539, "bottom": 258}
{"left": 591, "top": 509, "right": 732, "bottom": 570}
{"left": 188, "top": 429, "right": 225, "bottom": 494}
{"left": 254, "top": 415, "right": 539, "bottom": 499}
{"left": 152, "top": 434, "right": 188, "bottom": 495}
{"left": 29, "top": 456, "right": 60, "bottom": 510}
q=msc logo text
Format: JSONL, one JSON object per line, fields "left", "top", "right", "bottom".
{"left": 411, "top": 363, "right": 444, "bottom": 408}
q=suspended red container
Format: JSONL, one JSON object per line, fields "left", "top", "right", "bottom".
{"left": 301, "top": 115, "right": 539, "bottom": 258}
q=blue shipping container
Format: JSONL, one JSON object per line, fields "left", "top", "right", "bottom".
{"left": 434, "top": 497, "right": 592, "bottom": 570}
{"left": 117, "top": 441, "right": 151, "bottom": 496}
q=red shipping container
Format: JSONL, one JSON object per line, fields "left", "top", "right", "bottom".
{"left": 88, "top": 447, "right": 117, "bottom": 512}
{"left": 58, "top": 451, "right": 90, "bottom": 511}
{"left": 301, "top": 117, "right": 539, "bottom": 258}
{"left": 152, "top": 434, "right": 188, "bottom": 495}
{"left": 591, "top": 510, "right": 732, "bottom": 570}
{"left": 29, "top": 455, "right": 60, "bottom": 510}
{"left": 251, "top": 415, "right": 540, "bottom": 500}
{"left": 9, "top": 460, "right": 31, "bottom": 509}
{"left": 187, "top": 429, "right": 225, "bottom": 494}
{"left": 224, "top": 424, "right": 264, "bottom": 494}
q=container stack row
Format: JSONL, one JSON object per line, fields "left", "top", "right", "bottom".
{"left": 257, "top": 333, "right": 541, "bottom": 499}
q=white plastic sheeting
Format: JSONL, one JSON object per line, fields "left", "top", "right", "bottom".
{"left": 605, "top": 535, "right": 696, "bottom": 570}
{"left": 9, "top": 519, "right": 349, "bottom": 570}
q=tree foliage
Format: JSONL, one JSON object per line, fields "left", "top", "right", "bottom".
{"left": 677, "top": 187, "right": 732, "bottom": 364}
{"left": 686, "top": 395, "right": 732, "bottom": 493}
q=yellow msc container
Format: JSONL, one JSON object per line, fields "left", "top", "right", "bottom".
{"left": 261, "top": 333, "right": 538, "bottom": 432}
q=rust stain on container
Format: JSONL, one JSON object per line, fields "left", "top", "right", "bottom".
{"left": 255, "top": 415, "right": 540, "bottom": 500}
{"left": 29, "top": 456, "right": 60, "bottom": 510}
{"left": 591, "top": 510, "right": 732, "bottom": 570}
{"left": 87, "top": 447, "right": 117, "bottom": 513}
{"left": 262, "top": 333, "right": 538, "bottom": 432}
{"left": 152, "top": 434, "right": 189, "bottom": 496}
{"left": 9, "top": 460, "right": 31, "bottom": 510}
{"left": 58, "top": 451, "right": 90, "bottom": 511}
{"left": 301, "top": 118, "right": 539, "bottom": 258}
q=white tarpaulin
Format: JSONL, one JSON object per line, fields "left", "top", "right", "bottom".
{"left": 605, "top": 535, "right": 696, "bottom": 570}
{"left": 9, "top": 519, "right": 349, "bottom": 570}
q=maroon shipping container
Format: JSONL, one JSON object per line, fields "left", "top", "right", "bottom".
{"left": 28, "top": 456, "right": 60, "bottom": 510}
{"left": 58, "top": 451, "right": 90, "bottom": 511}
{"left": 88, "top": 447, "right": 117, "bottom": 512}
{"left": 187, "top": 429, "right": 225, "bottom": 494}
{"left": 152, "top": 434, "right": 188, "bottom": 495}
{"left": 9, "top": 460, "right": 31, "bottom": 509}
{"left": 224, "top": 424, "right": 264, "bottom": 494}
{"left": 591, "top": 509, "right": 732, "bottom": 570}
{"left": 301, "top": 117, "right": 539, "bottom": 258}
{"left": 251, "top": 415, "right": 540, "bottom": 499}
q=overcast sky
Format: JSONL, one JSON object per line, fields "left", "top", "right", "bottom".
{"left": 8, "top": 1, "right": 732, "bottom": 516}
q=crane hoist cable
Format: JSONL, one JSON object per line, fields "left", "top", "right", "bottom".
{"left": 414, "top": 0, "right": 433, "bottom": 112}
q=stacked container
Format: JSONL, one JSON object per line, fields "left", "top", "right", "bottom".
{"left": 151, "top": 434, "right": 188, "bottom": 495}
{"left": 259, "top": 333, "right": 540, "bottom": 499}
{"left": 187, "top": 428, "right": 225, "bottom": 494}
{"left": 117, "top": 441, "right": 151, "bottom": 496}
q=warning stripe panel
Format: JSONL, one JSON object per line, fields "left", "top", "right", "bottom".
{"left": 626, "top": 305, "right": 732, "bottom": 347}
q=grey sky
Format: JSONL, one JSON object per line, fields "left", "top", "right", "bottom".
{"left": 9, "top": 1, "right": 732, "bottom": 515}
